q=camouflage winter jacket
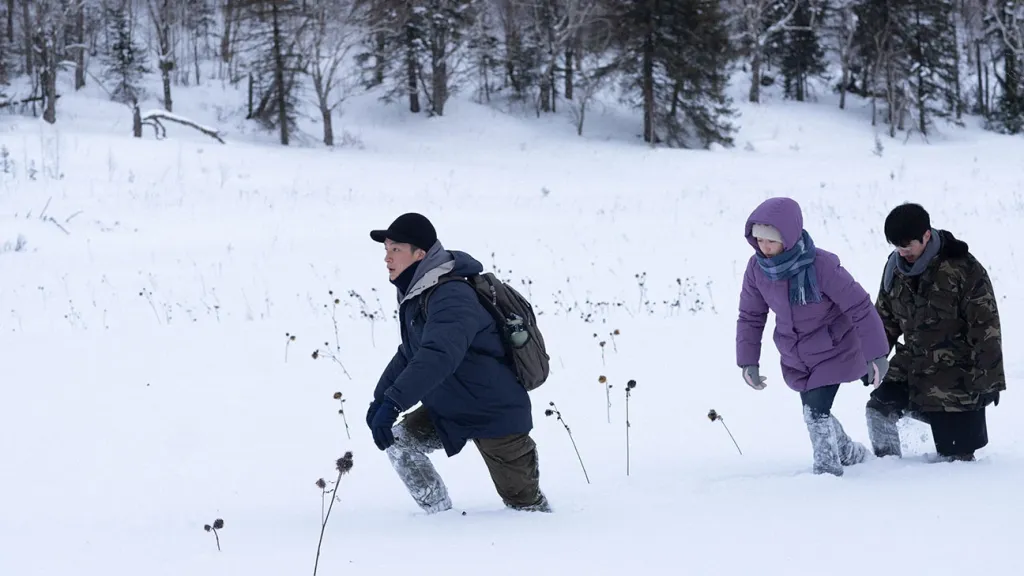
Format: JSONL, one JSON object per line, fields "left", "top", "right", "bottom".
{"left": 876, "top": 230, "right": 1005, "bottom": 412}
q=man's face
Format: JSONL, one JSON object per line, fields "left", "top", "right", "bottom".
{"left": 384, "top": 239, "right": 425, "bottom": 281}
{"left": 896, "top": 229, "right": 932, "bottom": 264}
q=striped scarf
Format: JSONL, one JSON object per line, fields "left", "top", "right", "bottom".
{"left": 756, "top": 229, "right": 821, "bottom": 305}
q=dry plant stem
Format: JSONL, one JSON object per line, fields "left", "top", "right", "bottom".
{"left": 719, "top": 419, "right": 743, "bottom": 455}
{"left": 313, "top": 470, "right": 343, "bottom": 576}
{"left": 331, "top": 300, "right": 342, "bottom": 352}
{"left": 549, "top": 405, "right": 590, "bottom": 484}
{"left": 327, "top": 351, "right": 352, "bottom": 380}
{"left": 212, "top": 528, "right": 221, "bottom": 551}
{"left": 605, "top": 385, "right": 611, "bottom": 424}
{"left": 565, "top": 422, "right": 590, "bottom": 484}
{"left": 626, "top": 391, "right": 632, "bottom": 476}
{"left": 338, "top": 401, "right": 351, "bottom": 440}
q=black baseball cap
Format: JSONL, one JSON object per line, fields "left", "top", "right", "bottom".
{"left": 369, "top": 213, "right": 437, "bottom": 250}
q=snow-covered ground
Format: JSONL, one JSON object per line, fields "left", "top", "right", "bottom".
{"left": 2, "top": 70, "right": 1024, "bottom": 576}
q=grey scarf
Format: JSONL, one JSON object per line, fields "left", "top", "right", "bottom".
{"left": 882, "top": 228, "right": 942, "bottom": 292}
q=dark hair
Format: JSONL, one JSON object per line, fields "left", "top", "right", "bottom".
{"left": 884, "top": 203, "right": 930, "bottom": 247}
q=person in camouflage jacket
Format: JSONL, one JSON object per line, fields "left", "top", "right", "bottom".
{"left": 866, "top": 203, "right": 1004, "bottom": 461}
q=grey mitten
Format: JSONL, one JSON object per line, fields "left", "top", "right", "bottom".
{"left": 742, "top": 365, "right": 766, "bottom": 390}
{"left": 865, "top": 356, "right": 889, "bottom": 388}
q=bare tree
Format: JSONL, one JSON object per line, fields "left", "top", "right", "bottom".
{"left": 528, "top": 0, "right": 600, "bottom": 113}
{"left": 31, "top": 0, "right": 75, "bottom": 123}
{"left": 147, "top": 0, "right": 177, "bottom": 111}
{"left": 566, "top": 45, "right": 606, "bottom": 134}
{"left": 302, "top": 0, "right": 365, "bottom": 145}
{"left": 72, "top": 0, "right": 86, "bottom": 89}
{"left": 824, "top": 0, "right": 858, "bottom": 110}
{"left": 986, "top": 0, "right": 1024, "bottom": 55}
{"left": 727, "top": 0, "right": 809, "bottom": 103}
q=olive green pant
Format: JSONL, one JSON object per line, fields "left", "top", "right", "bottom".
{"left": 386, "top": 406, "right": 549, "bottom": 513}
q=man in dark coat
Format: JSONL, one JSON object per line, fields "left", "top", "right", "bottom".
{"left": 365, "top": 213, "right": 551, "bottom": 513}
{"left": 866, "top": 203, "right": 1005, "bottom": 461}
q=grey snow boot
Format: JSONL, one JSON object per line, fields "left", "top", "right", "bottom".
{"left": 804, "top": 407, "right": 843, "bottom": 477}
{"left": 831, "top": 416, "right": 869, "bottom": 466}
{"left": 386, "top": 420, "right": 453, "bottom": 514}
{"left": 866, "top": 404, "right": 903, "bottom": 458}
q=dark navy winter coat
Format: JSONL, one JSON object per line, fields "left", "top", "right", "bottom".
{"left": 373, "top": 241, "right": 533, "bottom": 456}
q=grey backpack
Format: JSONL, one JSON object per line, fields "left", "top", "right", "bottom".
{"left": 421, "top": 273, "right": 550, "bottom": 391}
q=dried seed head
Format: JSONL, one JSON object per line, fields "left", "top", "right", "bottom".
{"left": 204, "top": 524, "right": 211, "bottom": 532}
{"left": 599, "top": 341, "right": 606, "bottom": 347}
{"left": 544, "top": 409, "right": 554, "bottom": 417}
{"left": 333, "top": 392, "right": 342, "bottom": 400}
{"left": 707, "top": 409, "right": 719, "bottom": 422}
{"left": 316, "top": 478, "right": 327, "bottom": 489}
{"left": 312, "top": 350, "right": 320, "bottom": 360}
{"left": 598, "top": 375, "right": 607, "bottom": 384}
{"left": 336, "top": 451, "right": 354, "bottom": 475}
{"left": 334, "top": 298, "right": 340, "bottom": 305}
{"left": 627, "top": 379, "right": 637, "bottom": 390}
{"left": 613, "top": 329, "right": 620, "bottom": 335}
{"left": 290, "top": 335, "right": 296, "bottom": 341}
{"left": 213, "top": 519, "right": 224, "bottom": 530}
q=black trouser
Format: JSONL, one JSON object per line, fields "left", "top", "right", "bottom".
{"left": 801, "top": 384, "right": 840, "bottom": 419}
{"left": 866, "top": 381, "right": 988, "bottom": 457}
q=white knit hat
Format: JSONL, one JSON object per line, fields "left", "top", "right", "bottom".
{"left": 751, "top": 223, "right": 783, "bottom": 243}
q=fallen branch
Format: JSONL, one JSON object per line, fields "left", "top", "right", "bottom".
{"left": 0, "top": 94, "right": 61, "bottom": 109}
{"left": 140, "top": 109, "right": 226, "bottom": 144}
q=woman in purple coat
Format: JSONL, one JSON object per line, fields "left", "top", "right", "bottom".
{"left": 736, "top": 197, "right": 891, "bottom": 476}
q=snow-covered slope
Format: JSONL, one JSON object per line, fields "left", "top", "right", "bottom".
{"left": 2, "top": 70, "right": 1023, "bottom": 576}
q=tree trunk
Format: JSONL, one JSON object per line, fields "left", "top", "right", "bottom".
{"left": 374, "top": 33, "right": 386, "bottom": 86}
{"left": 74, "top": 3, "right": 85, "bottom": 89}
{"left": 321, "top": 103, "right": 333, "bottom": 146}
{"left": 642, "top": 29, "right": 655, "bottom": 144}
{"left": 132, "top": 103, "right": 142, "bottom": 138}
{"left": 21, "top": 0, "right": 31, "bottom": 76}
{"left": 157, "top": 14, "right": 173, "bottom": 111}
{"left": 976, "top": 42, "right": 984, "bottom": 115}
{"left": 42, "top": 52, "right": 56, "bottom": 123}
{"left": 952, "top": 16, "right": 961, "bottom": 121}
{"left": 432, "top": 51, "right": 447, "bottom": 115}
{"left": 270, "top": 2, "right": 288, "bottom": 145}
{"left": 749, "top": 48, "right": 762, "bottom": 103}
{"left": 193, "top": 33, "right": 200, "bottom": 86}
{"left": 221, "top": 0, "right": 234, "bottom": 64}
{"left": 405, "top": 25, "right": 420, "bottom": 114}
{"left": 5, "top": 0, "right": 13, "bottom": 47}
{"left": 162, "top": 63, "right": 173, "bottom": 111}
{"left": 564, "top": 44, "right": 574, "bottom": 101}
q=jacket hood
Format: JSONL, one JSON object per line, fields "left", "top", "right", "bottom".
{"left": 937, "top": 230, "right": 969, "bottom": 258}
{"left": 745, "top": 197, "right": 804, "bottom": 252}
{"left": 398, "top": 241, "right": 484, "bottom": 304}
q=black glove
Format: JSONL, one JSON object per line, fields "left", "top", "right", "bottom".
{"left": 369, "top": 398, "right": 402, "bottom": 450}
{"left": 366, "top": 400, "right": 381, "bottom": 428}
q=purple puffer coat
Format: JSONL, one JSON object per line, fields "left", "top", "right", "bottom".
{"left": 736, "top": 197, "right": 889, "bottom": 392}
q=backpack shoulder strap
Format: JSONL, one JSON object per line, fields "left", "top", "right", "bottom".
{"left": 419, "top": 275, "right": 469, "bottom": 319}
